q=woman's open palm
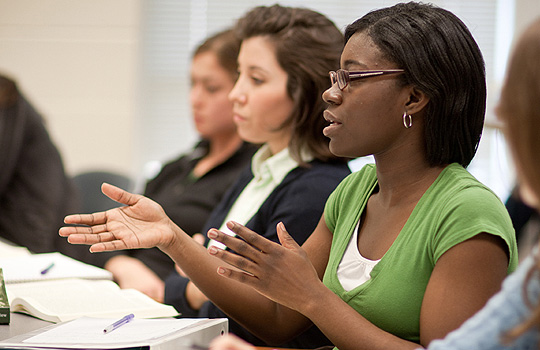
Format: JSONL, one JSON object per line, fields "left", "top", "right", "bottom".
{"left": 59, "top": 183, "right": 177, "bottom": 252}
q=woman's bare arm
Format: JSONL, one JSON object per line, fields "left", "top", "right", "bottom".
{"left": 210, "top": 223, "right": 510, "bottom": 350}
{"left": 59, "top": 183, "right": 314, "bottom": 341}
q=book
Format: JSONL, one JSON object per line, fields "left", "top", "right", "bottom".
{"left": 0, "top": 252, "right": 112, "bottom": 283}
{"left": 0, "top": 316, "right": 228, "bottom": 350}
{"left": 5, "top": 278, "right": 179, "bottom": 323}
{"left": 0, "top": 239, "right": 31, "bottom": 258}
{"left": 0, "top": 269, "right": 9, "bottom": 325}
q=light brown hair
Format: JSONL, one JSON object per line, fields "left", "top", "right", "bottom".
{"left": 498, "top": 17, "right": 540, "bottom": 341}
{"left": 193, "top": 29, "right": 241, "bottom": 82}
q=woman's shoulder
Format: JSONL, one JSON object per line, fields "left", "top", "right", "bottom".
{"left": 332, "top": 163, "right": 377, "bottom": 192}
{"left": 432, "top": 163, "right": 505, "bottom": 208}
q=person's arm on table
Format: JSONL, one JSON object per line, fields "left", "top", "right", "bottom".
{"left": 105, "top": 255, "right": 165, "bottom": 302}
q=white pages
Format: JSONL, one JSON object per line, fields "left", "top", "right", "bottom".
{"left": 5, "top": 278, "right": 179, "bottom": 323}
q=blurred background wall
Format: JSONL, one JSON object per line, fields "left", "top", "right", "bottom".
{"left": 1, "top": 0, "right": 539, "bottom": 200}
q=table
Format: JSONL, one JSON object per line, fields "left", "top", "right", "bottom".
{"left": 1, "top": 312, "right": 228, "bottom": 348}
{"left": 0, "top": 313, "right": 50, "bottom": 340}
{"left": 1, "top": 314, "right": 309, "bottom": 349}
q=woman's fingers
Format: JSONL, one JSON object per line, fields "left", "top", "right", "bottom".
{"left": 101, "top": 183, "right": 140, "bottom": 205}
{"left": 276, "top": 222, "right": 301, "bottom": 250}
{"left": 208, "top": 243, "right": 258, "bottom": 276}
{"left": 222, "top": 221, "right": 279, "bottom": 253}
{"left": 59, "top": 222, "right": 108, "bottom": 238}
{"left": 63, "top": 211, "right": 108, "bottom": 226}
{"left": 89, "top": 240, "right": 128, "bottom": 253}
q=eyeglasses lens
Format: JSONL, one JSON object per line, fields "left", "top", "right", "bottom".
{"left": 337, "top": 70, "right": 348, "bottom": 90}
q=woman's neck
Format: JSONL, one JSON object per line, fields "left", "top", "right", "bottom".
{"left": 373, "top": 157, "right": 446, "bottom": 208}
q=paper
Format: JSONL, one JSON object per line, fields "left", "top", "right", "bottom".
{"left": 23, "top": 317, "right": 204, "bottom": 345}
{"left": 0, "top": 239, "right": 31, "bottom": 258}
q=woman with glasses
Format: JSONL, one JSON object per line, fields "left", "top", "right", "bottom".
{"left": 62, "top": 4, "right": 349, "bottom": 349}
{"left": 212, "top": 13, "right": 540, "bottom": 350}
{"left": 60, "top": 2, "right": 518, "bottom": 350}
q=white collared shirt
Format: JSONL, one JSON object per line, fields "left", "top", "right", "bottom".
{"left": 207, "top": 145, "right": 301, "bottom": 249}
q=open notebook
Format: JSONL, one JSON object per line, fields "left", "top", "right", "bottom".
{"left": 0, "top": 252, "right": 112, "bottom": 283}
{"left": 5, "top": 278, "right": 179, "bottom": 323}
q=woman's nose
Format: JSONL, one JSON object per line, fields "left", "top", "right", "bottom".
{"left": 228, "top": 83, "right": 246, "bottom": 104}
{"left": 190, "top": 85, "right": 203, "bottom": 107}
{"left": 322, "top": 85, "right": 343, "bottom": 106}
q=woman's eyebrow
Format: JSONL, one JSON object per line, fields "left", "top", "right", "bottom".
{"left": 341, "top": 59, "right": 369, "bottom": 70}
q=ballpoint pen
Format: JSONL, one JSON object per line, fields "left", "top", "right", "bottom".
{"left": 40, "top": 262, "right": 55, "bottom": 275}
{"left": 103, "top": 313, "right": 135, "bottom": 334}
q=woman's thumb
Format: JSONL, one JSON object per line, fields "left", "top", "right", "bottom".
{"left": 276, "top": 222, "right": 300, "bottom": 249}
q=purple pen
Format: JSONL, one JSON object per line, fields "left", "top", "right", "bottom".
{"left": 103, "top": 313, "right": 135, "bottom": 334}
{"left": 40, "top": 262, "right": 55, "bottom": 275}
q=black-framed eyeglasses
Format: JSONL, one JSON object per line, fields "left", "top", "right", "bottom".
{"left": 329, "top": 69, "right": 405, "bottom": 90}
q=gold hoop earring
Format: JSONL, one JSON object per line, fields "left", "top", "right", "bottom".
{"left": 403, "top": 112, "right": 412, "bottom": 129}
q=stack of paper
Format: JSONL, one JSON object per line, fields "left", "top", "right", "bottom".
{"left": 0, "top": 317, "right": 228, "bottom": 350}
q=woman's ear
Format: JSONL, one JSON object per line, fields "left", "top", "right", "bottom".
{"left": 405, "top": 87, "right": 429, "bottom": 115}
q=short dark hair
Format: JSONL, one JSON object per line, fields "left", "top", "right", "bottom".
{"left": 235, "top": 5, "right": 345, "bottom": 164}
{"left": 193, "top": 29, "right": 241, "bottom": 82}
{"left": 345, "top": 2, "right": 486, "bottom": 167}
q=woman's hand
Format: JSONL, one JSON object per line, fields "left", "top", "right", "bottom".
{"left": 209, "top": 334, "right": 255, "bottom": 350}
{"left": 59, "top": 183, "right": 179, "bottom": 253}
{"left": 186, "top": 280, "right": 209, "bottom": 310}
{"left": 207, "top": 221, "right": 324, "bottom": 314}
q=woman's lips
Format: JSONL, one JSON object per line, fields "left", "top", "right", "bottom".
{"left": 323, "top": 110, "right": 342, "bottom": 137}
{"left": 233, "top": 113, "right": 247, "bottom": 123}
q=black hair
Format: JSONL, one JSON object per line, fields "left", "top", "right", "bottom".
{"left": 345, "top": 2, "right": 486, "bottom": 167}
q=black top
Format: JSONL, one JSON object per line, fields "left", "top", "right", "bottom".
{"left": 0, "top": 74, "right": 93, "bottom": 263}
{"left": 111, "top": 140, "right": 257, "bottom": 279}
{"left": 164, "top": 158, "right": 351, "bottom": 349}
{"left": 145, "top": 140, "right": 257, "bottom": 236}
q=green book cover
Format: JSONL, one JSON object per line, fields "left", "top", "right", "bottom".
{"left": 0, "top": 268, "right": 10, "bottom": 324}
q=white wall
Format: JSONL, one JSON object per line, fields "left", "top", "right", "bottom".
{"left": 1, "top": 0, "right": 540, "bottom": 186}
{"left": 515, "top": 0, "right": 540, "bottom": 36}
{"left": 0, "top": 0, "right": 141, "bottom": 177}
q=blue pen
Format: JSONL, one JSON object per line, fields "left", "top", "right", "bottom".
{"left": 103, "top": 313, "right": 135, "bottom": 334}
{"left": 40, "top": 262, "right": 55, "bottom": 275}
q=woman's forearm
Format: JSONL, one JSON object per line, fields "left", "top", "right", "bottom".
{"left": 161, "top": 226, "right": 310, "bottom": 342}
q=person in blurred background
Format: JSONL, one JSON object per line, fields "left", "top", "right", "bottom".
{"left": 0, "top": 73, "right": 91, "bottom": 262}
{"left": 101, "top": 29, "right": 257, "bottom": 302}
